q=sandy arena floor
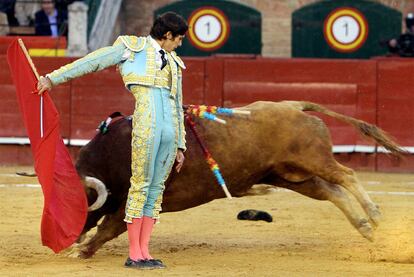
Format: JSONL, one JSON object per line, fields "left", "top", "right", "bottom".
{"left": 1, "top": 166, "right": 414, "bottom": 276}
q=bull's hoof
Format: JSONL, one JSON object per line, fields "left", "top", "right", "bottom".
{"left": 65, "top": 245, "right": 94, "bottom": 259}
{"left": 237, "top": 209, "right": 273, "bottom": 222}
{"left": 368, "top": 206, "right": 382, "bottom": 227}
{"left": 78, "top": 249, "right": 95, "bottom": 259}
{"left": 65, "top": 246, "right": 82, "bottom": 258}
{"left": 357, "top": 219, "right": 374, "bottom": 242}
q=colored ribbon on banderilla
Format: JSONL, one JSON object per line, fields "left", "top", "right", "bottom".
{"left": 184, "top": 105, "right": 251, "bottom": 199}
{"left": 185, "top": 104, "right": 250, "bottom": 125}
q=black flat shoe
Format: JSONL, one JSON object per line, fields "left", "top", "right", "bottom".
{"left": 148, "top": 259, "right": 166, "bottom": 269}
{"left": 124, "top": 257, "right": 155, "bottom": 269}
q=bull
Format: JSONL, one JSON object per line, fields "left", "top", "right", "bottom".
{"left": 74, "top": 101, "right": 405, "bottom": 258}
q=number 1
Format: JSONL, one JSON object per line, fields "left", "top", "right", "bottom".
{"left": 205, "top": 22, "right": 210, "bottom": 35}
{"left": 343, "top": 22, "right": 348, "bottom": 36}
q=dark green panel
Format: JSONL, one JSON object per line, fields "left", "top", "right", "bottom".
{"left": 155, "top": 0, "right": 261, "bottom": 56}
{"left": 84, "top": 0, "right": 102, "bottom": 38}
{"left": 292, "top": 0, "right": 402, "bottom": 59}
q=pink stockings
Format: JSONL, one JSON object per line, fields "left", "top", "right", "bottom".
{"left": 140, "top": 216, "right": 156, "bottom": 259}
{"left": 127, "top": 218, "right": 143, "bottom": 261}
{"left": 127, "top": 216, "right": 156, "bottom": 261}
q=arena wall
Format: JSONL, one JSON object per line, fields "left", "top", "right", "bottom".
{"left": 1, "top": 55, "right": 413, "bottom": 172}
{"left": 119, "top": 0, "right": 414, "bottom": 57}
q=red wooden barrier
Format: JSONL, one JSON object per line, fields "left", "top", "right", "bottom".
{"left": 182, "top": 59, "right": 206, "bottom": 104}
{"left": 375, "top": 58, "right": 414, "bottom": 172}
{"left": 69, "top": 67, "right": 132, "bottom": 140}
{"left": 1, "top": 55, "right": 413, "bottom": 172}
{"left": 222, "top": 58, "right": 377, "bottom": 147}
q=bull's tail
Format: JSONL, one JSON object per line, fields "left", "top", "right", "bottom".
{"left": 285, "top": 101, "right": 407, "bottom": 157}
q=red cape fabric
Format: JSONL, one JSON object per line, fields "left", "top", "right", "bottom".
{"left": 7, "top": 39, "right": 88, "bottom": 253}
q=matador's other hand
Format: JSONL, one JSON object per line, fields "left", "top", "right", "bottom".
{"left": 175, "top": 149, "right": 185, "bottom": 173}
{"left": 37, "top": 76, "right": 52, "bottom": 95}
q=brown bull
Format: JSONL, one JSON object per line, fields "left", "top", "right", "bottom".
{"left": 74, "top": 101, "right": 405, "bottom": 258}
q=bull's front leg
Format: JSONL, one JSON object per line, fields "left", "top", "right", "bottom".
{"left": 75, "top": 206, "right": 127, "bottom": 258}
{"left": 77, "top": 211, "right": 105, "bottom": 243}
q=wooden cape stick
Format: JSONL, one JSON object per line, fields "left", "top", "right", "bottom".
{"left": 18, "top": 38, "right": 44, "bottom": 138}
{"left": 18, "top": 39, "right": 40, "bottom": 80}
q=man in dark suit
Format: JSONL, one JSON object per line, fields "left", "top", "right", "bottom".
{"left": 35, "top": 0, "right": 67, "bottom": 37}
{"left": 387, "top": 13, "right": 414, "bottom": 57}
{"left": 0, "top": 0, "right": 19, "bottom": 26}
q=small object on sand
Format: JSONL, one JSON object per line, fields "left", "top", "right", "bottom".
{"left": 16, "top": 171, "right": 37, "bottom": 177}
{"left": 237, "top": 209, "right": 273, "bottom": 223}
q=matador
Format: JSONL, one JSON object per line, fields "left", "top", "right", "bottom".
{"left": 37, "top": 12, "right": 188, "bottom": 270}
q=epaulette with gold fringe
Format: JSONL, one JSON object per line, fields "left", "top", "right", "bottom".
{"left": 113, "top": 36, "right": 146, "bottom": 52}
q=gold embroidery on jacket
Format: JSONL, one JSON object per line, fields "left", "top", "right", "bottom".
{"left": 166, "top": 52, "right": 178, "bottom": 98}
{"left": 171, "top": 51, "right": 186, "bottom": 69}
{"left": 145, "top": 41, "right": 156, "bottom": 78}
{"left": 120, "top": 36, "right": 146, "bottom": 52}
{"left": 154, "top": 63, "right": 172, "bottom": 88}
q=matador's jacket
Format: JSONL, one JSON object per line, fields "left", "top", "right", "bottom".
{"left": 46, "top": 35, "right": 186, "bottom": 222}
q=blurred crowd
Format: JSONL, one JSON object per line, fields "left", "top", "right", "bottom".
{"left": 386, "top": 13, "right": 414, "bottom": 57}
{"left": 0, "top": 0, "right": 81, "bottom": 36}
{"left": 2, "top": 1, "right": 414, "bottom": 58}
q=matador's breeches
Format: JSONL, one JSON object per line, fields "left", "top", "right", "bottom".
{"left": 124, "top": 86, "right": 178, "bottom": 223}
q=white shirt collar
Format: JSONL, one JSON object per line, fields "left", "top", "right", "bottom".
{"left": 149, "top": 36, "right": 164, "bottom": 53}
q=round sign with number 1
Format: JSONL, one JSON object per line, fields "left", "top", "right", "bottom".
{"left": 188, "top": 7, "right": 230, "bottom": 51}
{"left": 323, "top": 7, "right": 368, "bottom": 53}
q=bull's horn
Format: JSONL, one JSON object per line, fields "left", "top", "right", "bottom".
{"left": 85, "top": 176, "right": 108, "bottom": 211}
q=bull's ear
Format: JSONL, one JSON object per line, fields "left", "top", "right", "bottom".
{"left": 109, "top": 111, "right": 123, "bottom": 119}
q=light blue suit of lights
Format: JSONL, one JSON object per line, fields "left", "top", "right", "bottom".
{"left": 47, "top": 35, "right": 187, "bottom": 222}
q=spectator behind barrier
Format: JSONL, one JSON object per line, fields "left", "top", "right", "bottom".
{"left": 0, "top": 0, "right": 19, "bottom": 26}
{"left": 34, "top": 0, "right": 67, "bottom": 37}
{"left": 15, "top": 0, "right": 40, "bottom": 27}
{"left": 386, "top": 13, "right": 414, "bottom": 57}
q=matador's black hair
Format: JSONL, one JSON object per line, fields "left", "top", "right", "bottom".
{"left": 150, "top": 12, "right": 188, "bottom": 40}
